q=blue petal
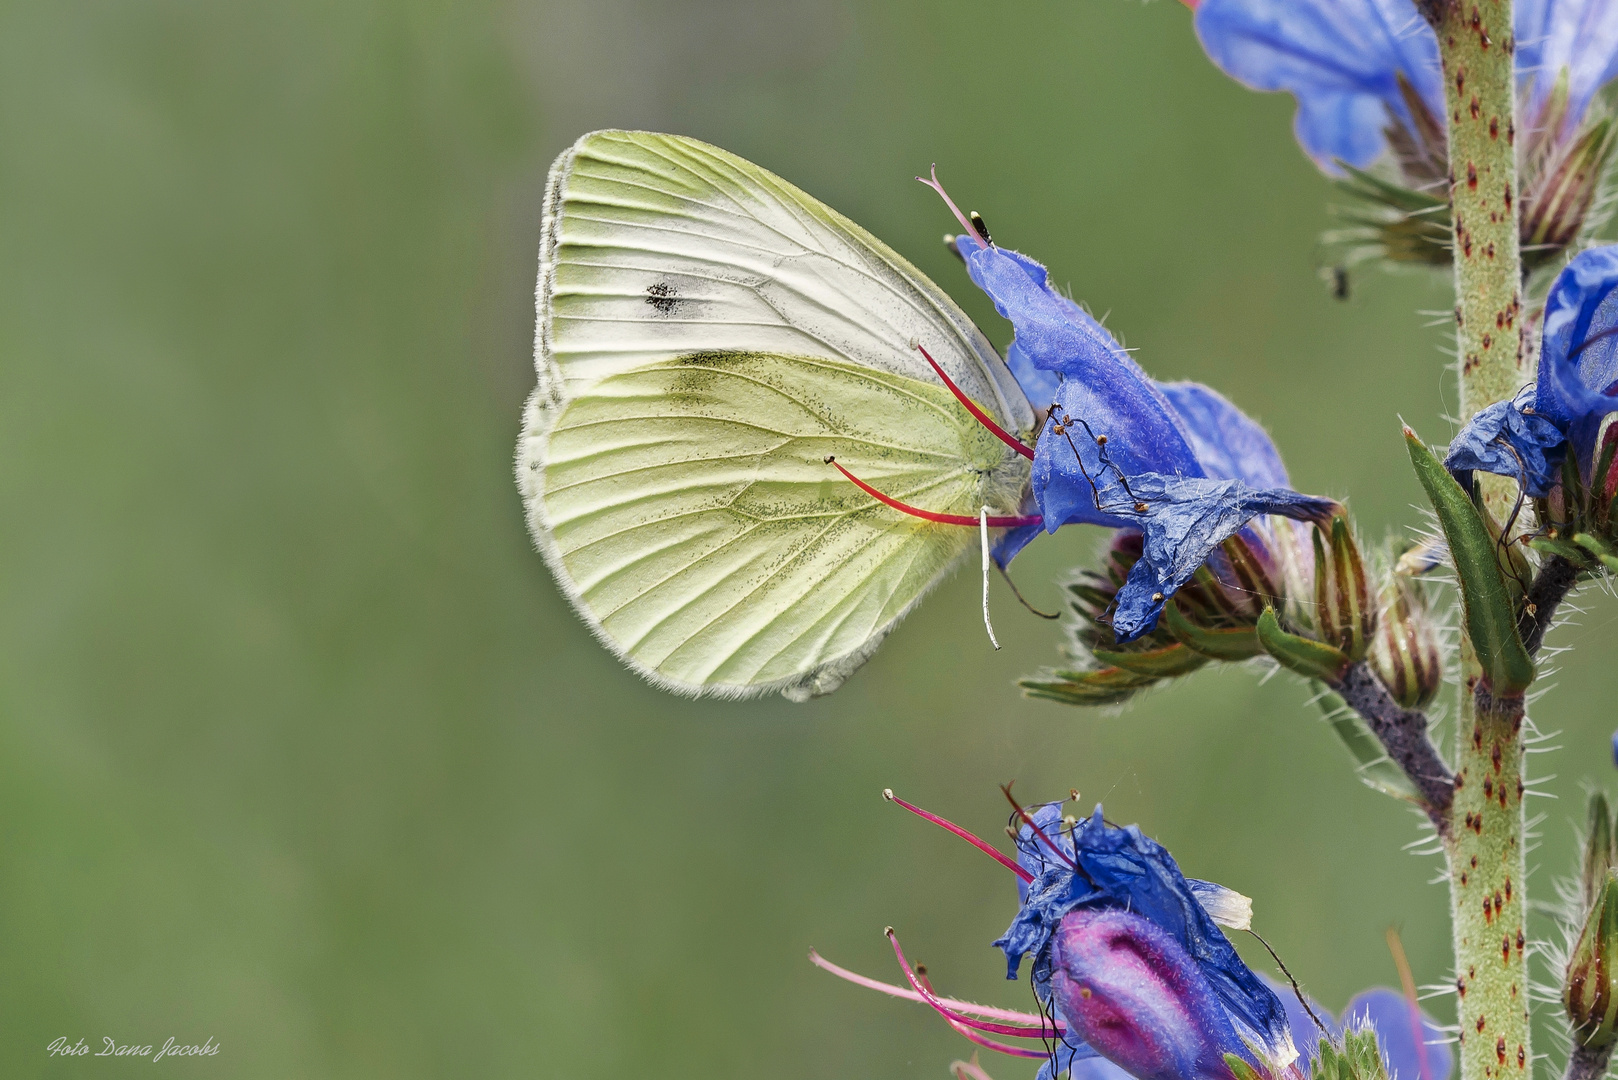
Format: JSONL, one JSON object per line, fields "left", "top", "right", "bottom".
{"left": 1103, "top": 474, "right": 1337, "bottom": 642}
{"left": 1158, "top": 381, "right": 1291, "bottom": 488}
{"left": 1193, "top": 0, "right": 1443, "bottom": 172}
{"left": 1007, "top": 337, "right": 1062, "bottom": 410}
{"left": 1061, "top": 1055, "right": 1133, "bottom": 1080}
{"left": 960, "top": 244, "right": 1205, "bottom": 484}
{"left": 1518, "top": 0, "right": 1618, "bottom": 121}
{"left": 1341, "top": 988, "right": 1454, "bottom": 1080}
{"left": 1443, "top": 393, "right": 1567, "bottom": 497}
{"left": 1035, "top": 1039, "right": 1103, "bottom": 1080}
{"left": 989, "top": 490, "right": 1046, "bottom": 570}
{"left": 1538, "top": 245, "right": 1618, "bottom": 468}
{"left": 995, "top": 806, "right": 1295, "bottom": 1063}
{"left": 990, "top": 520, "right": 1045, "bottom": 569}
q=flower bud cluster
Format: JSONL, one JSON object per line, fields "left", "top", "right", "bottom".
{"left": 1565, "top": 794, "right": 1618, "bottom": 1050}
{"left": 1329, "top": 77, "right": 1616, "bottom": 280}
{"left": 1365, "top": 571, "right": 1444, "bottom": 710}
{"left": 1023, "top": 527, "right": 1290, "bottom": 706}
{"left": 1028, "top": 511, "right": 1452, "bottom": 707}
{"left": 1533, "top": 425, "right": 1618, "bottom": 578}
{"left": 1312, "top": 515, "right": 1374, "bottom": 662}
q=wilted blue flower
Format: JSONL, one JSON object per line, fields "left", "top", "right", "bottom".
{"left": 934, "top": 199, "right": 1337, "bottom": 642}
{"left": 1064, "top": 965, "right": 1454, "bottom": 1080}
{"left": 1189, "top": 0, "right": 1618, "bottom": 174}
{"left": 1000, "top": 802, "right": 1296, "bottom": 1075}
{"left": 1445, "top": 245, "right": 1618, "bottom": 494}
{"left": 1067, "top": 982, "right": 1453, "bottom": 1080}
{"left": 812, "top": 795, "right": 1295, "bottom": 1080}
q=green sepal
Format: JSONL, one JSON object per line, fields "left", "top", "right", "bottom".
{"left": 1312, "top": 1028, "right": 1392, "bottom": 1080}
{"left": 1225, "top": 1054, "right": 1264, "bottom": 1080}
{"left": 1256, "top": 607, "right": 1351, "bottom": 682}
{"left": 1564, "top": 532, "right": 1618, "bottom": 574}
{"left": 1565, "top": 869, "right": 1618, "bottom": 1048}
{"left": 1575, "top": 533, "right": 1618, "bottom": 572}
{"left": 1584, "top": 792, "right": 1617, "bottom": 912}
{"left": 1160, "top": 600, "right": 1263, "bottom": 661}
{"left": 1090, "top": 643, "right": 1209, "bottom": 679}
{"left": 1530, "top": 535, "right": 1597, "bottom": 569}
{"left": 1020, "top": 666, "right": 1158, "bottom": 707}
{"left": 1404, "top": 429, "right": 1535, "bottom": 695}
{"left": 1314, "top": 515, "right": 1373, "bottom": 660}
{"left": 1317, "top": 691, "right": 1423, "bottom": 802}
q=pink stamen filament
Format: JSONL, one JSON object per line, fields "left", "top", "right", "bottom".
{"left": 1002, "top": 784, "right": 1079, "bottom": 870}
{"left": 885, "top": 790, "right": 1033, "bottom": 883}
{"left": 809, "top": 949, "right": 1063, "bottom": 1034}
{"left": 825, "top": 459, "right": 1041, "bottom": 528}
{"left": 884, "top": 929, "right": 1052, "bottom": 1057}
{"left": 917, "top": 165, "right": 988, "bottom": 251}
{"left": 915, "top": 344, "right": 1035, "bottom": 461}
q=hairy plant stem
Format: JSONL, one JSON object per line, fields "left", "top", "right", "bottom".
{"left": 1333, "top": 663, "right": 1454, "bottom": 829}
{"left": 1564, "top": 1043, "right": 1614, "bottom": 1080}
{"left": 1451, "top": 677, "right": 1530, "bottom": 1080}
{"left": 1427, "top": 3, "right": 1532, "bottom": 1080}
{"left": 1519, "top": 553, "right": 1580, "bottom": 654}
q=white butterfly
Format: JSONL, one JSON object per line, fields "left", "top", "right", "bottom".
{"left": 518, "top": 130, "right": 1038, "bottom": 700}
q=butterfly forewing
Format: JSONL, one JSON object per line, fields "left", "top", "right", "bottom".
{"left": 520, "top": 130, "right": 1033, "bottom": 699}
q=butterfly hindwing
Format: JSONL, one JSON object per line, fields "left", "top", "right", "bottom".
{"left": 519, "top": 131, "right": 1034, "bottom": 699}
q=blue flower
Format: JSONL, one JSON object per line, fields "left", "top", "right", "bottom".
{"left": 812, "top": 795, "right": 1297, "bottom": 1080}
{"left": 1065, "top": 979, "right": 1454, "bottom": 1080}
{"left": 1445, "top": 245, "right": 1618, "bottom": 494}
{"left": 999, "top": 802, "right": 1296, "bottom": 1080}
{"left": 948, "top": 232, "right": 1336, "bottom": 642}
{"left": 1189, "top": 0, "right": 1618, "bottom": 174}
{"left": 1192, "top": 0, "right": 1443, "bottom": 173}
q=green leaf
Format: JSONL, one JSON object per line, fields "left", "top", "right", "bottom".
{"left": 1256, "top": 607, "right": 1351, "bottom": 682}
{"left": 1317, "top": 692, "right": 1422, "bottom": 802}
{"left": 1159, "top": 601, "right": 1263, "bottom": 661}
{"left": 1404, "top": 429, "right": 1535, "bottom": 695}
{"left": 1090, "top": 643, "right": 1209, "bottom": 678}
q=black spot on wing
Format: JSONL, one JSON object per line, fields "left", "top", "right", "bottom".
{"left": 646, "top": 281, "right": 683, "bottom": 316}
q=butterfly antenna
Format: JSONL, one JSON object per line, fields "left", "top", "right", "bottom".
{"left": 913, "top": 341, "right": 1034, "bottom": 460}
{"left": 823, "top": 457, "right": 1041, "bottom": 528}
{"left": 917, "top": 165, "right": 988, "bottom": 251}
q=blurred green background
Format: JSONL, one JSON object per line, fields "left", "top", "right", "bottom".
{"left": 3, "top": 0, "right": 1614, "bottom": 1076}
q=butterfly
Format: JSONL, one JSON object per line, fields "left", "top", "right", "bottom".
{"left": 517, "top": 130, "right": 1042, "bottom": 700}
